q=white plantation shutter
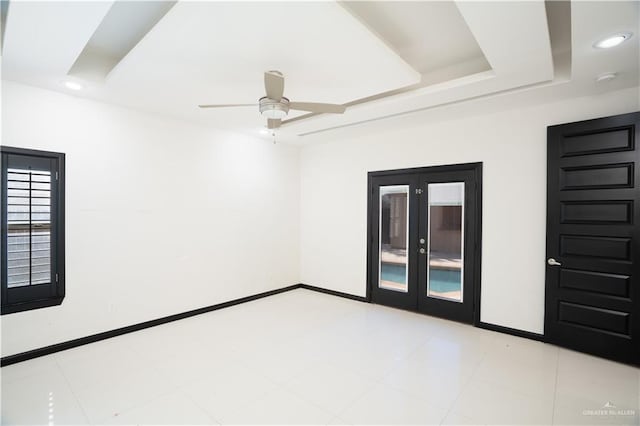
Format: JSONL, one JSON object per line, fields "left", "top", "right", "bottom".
{"left": 6, "top": 168, "right": 52, "bottom": 287}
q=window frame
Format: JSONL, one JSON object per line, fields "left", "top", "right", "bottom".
{"left": 1, "top": 146, "right": 65, "bottom": 315}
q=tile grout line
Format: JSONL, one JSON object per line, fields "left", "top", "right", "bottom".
{"left": 136, "top": 351, "right": 194, "bottom": 420}
{"left": 283, "top": 363, "right": 381, "bottom": 422}
{"left": 275, "top": 385, "right": 338, "bottom": 423}
{"left": 437, "top": 348, "right": 488, "bottom": 425}
{"left": 52, "top": 355, "right": 91, "bottom": 425}
{"left": 550, "top": 349, "right": 561, "bottom": 425}
{"left": 58, "top": 343, "right": 180, "bottom": 424}
{"left": 174, "top": 362, "right": 277, "bottom": 426}
{"left": 92, "top": 386, "right": 178, "bottom": 425}
{"left": 330, "top": 379, "right": 379, "bottom": 423}
{"left": 179, "top": 388, "right": 224, "bottom": 425}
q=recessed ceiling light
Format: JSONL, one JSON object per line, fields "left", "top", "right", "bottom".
{"left": 259, "top": 129, "right": 270, "bottom": 135}
{"left": 595, "top": 72, "right": 617, "bottom": 83}
{"left": 63, "top": 80, "right": 84, "bottom": 91}
{"left": 594, "top": 32, "right": 633, "bottom": 49}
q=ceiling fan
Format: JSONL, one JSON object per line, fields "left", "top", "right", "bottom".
{"left": 199, "top": 71, "right": 347, "bottom": 129}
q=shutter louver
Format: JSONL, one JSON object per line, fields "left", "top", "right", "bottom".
{"left": 6, "top": 168, "right": 51, "bottom": 288}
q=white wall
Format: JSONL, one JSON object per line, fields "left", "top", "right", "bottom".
{"left": 2, "top": 81, "right": 637, "bottom": 356}
{"left": 1, "top": 81, "right": 300, "bottom": 357}
{"left": 299, "top": 86, "right": 639, "bottom": 334}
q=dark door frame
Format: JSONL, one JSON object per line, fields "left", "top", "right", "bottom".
{"left": 366, "top": 162, "right": 483, "bottom": 326}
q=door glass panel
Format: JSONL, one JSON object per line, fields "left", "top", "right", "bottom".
{"left": 427, "top": 182, "right": 464, "bottom": 302}
{"left": 379, "top": 185, "right": 409, "bottom": 292}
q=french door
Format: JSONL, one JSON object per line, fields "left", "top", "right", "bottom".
{"left": 368, "top": 163, "right": 482, "bottom": 324}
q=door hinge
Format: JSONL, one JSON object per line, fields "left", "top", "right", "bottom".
{"left": 415, "top": 188, "right": 423, "bottom": 195}
{"left": 55, "top": 171, "right": 59, "bottom": 180}
{"left": 55, "top": 273, "right": 59, "bottom": 283}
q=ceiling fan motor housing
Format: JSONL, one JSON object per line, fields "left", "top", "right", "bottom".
{"left": 259, "top": 96, "right": 289, "bottom": 119}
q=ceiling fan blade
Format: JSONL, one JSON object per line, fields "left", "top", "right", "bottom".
{"left": 264, "top": 71, "right": 284, "bottom": 101}
{"left": 289, "top": 102, "right": 346, "bottom": 114}
{"left": 267, "top": 118, "right": 281, "bottom": 129}
{"left": 198, "top": 104, "right": 256, "bottom": 108}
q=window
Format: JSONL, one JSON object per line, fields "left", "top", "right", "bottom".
{"left": 1, "top": 146, "right": 65, "bottom": 314}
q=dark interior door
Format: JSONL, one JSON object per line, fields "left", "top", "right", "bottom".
{"left": 368, "top": 163, "right": 481, "bottom": 324}
{"left": 546, "top": 111, "right": 640, "bottom": 365}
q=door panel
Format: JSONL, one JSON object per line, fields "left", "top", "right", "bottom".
{"left": 560, "top": 201, "right": 632, "bottom": 224}
{"left": 418, "top": 171, "right": 477, "bottom": 323}
{"left": 558, "top": 269, "right": 630, "bottom": 297}
{"left": 425, "top": 182, "right": 464, "bottom": 302}
{"left": 558, "top": 302, "right": 630, "bottom": 335}
{"left": 559, "top": 235, "right": 631, "bottom": 260}
{"left": 546, "top": 111, "right": 640, "bottom": 365}
{"left": 368, "top": 164, "right": 481, "bottom": 324}
{"left": 370, "top": 176, "right": 418, "bottom": 311}
{"left": 379, "top": 185, "right": 410, "bottom": 293}
{"left": 560, "top": 163, "right": 633, "bottom": 189}
{"left": 560, "top": 127, "right": 633, "bottom": 156}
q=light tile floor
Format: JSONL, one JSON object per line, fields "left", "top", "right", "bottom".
{"left": 2, "top": 289, "right": 639, "bottom": 425}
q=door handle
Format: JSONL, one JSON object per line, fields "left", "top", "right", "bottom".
{"left": 547, "top": 258, "right": 562, "bottom": 266}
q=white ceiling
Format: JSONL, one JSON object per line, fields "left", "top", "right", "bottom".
{"left": 340, "top": 1, "right": 490, "bottom": 74}
{"left": 1, "top": 1, "right": 639, "bottom": 144}
{"left": 2, "top": 1, "right": 112, "bottom": 82}
{"left": 106, "top": 1, "right": 420, "bottom": 123}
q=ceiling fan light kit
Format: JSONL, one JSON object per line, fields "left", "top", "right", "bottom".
{"left": 259, "top": 96, "right": 289, "bottom": 119}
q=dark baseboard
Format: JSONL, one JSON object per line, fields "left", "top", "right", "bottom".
{"left": 299, "top": 283, "right": 369, "bottom": 303}
{"left": 1, "top": 284, "right": 301, "bottom": 367}
{"left": 298, "top": 285, "right": 551, "bottom": 347}
{"left": 477, "top": 321, "right": 546, "bottom": 342}
{"left": 2, "top": 282, "right": 554, "bottom": 368}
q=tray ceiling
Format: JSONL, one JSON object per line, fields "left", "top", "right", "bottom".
{"left": 1, "top": 1, "right": 638, "bottom": 143}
